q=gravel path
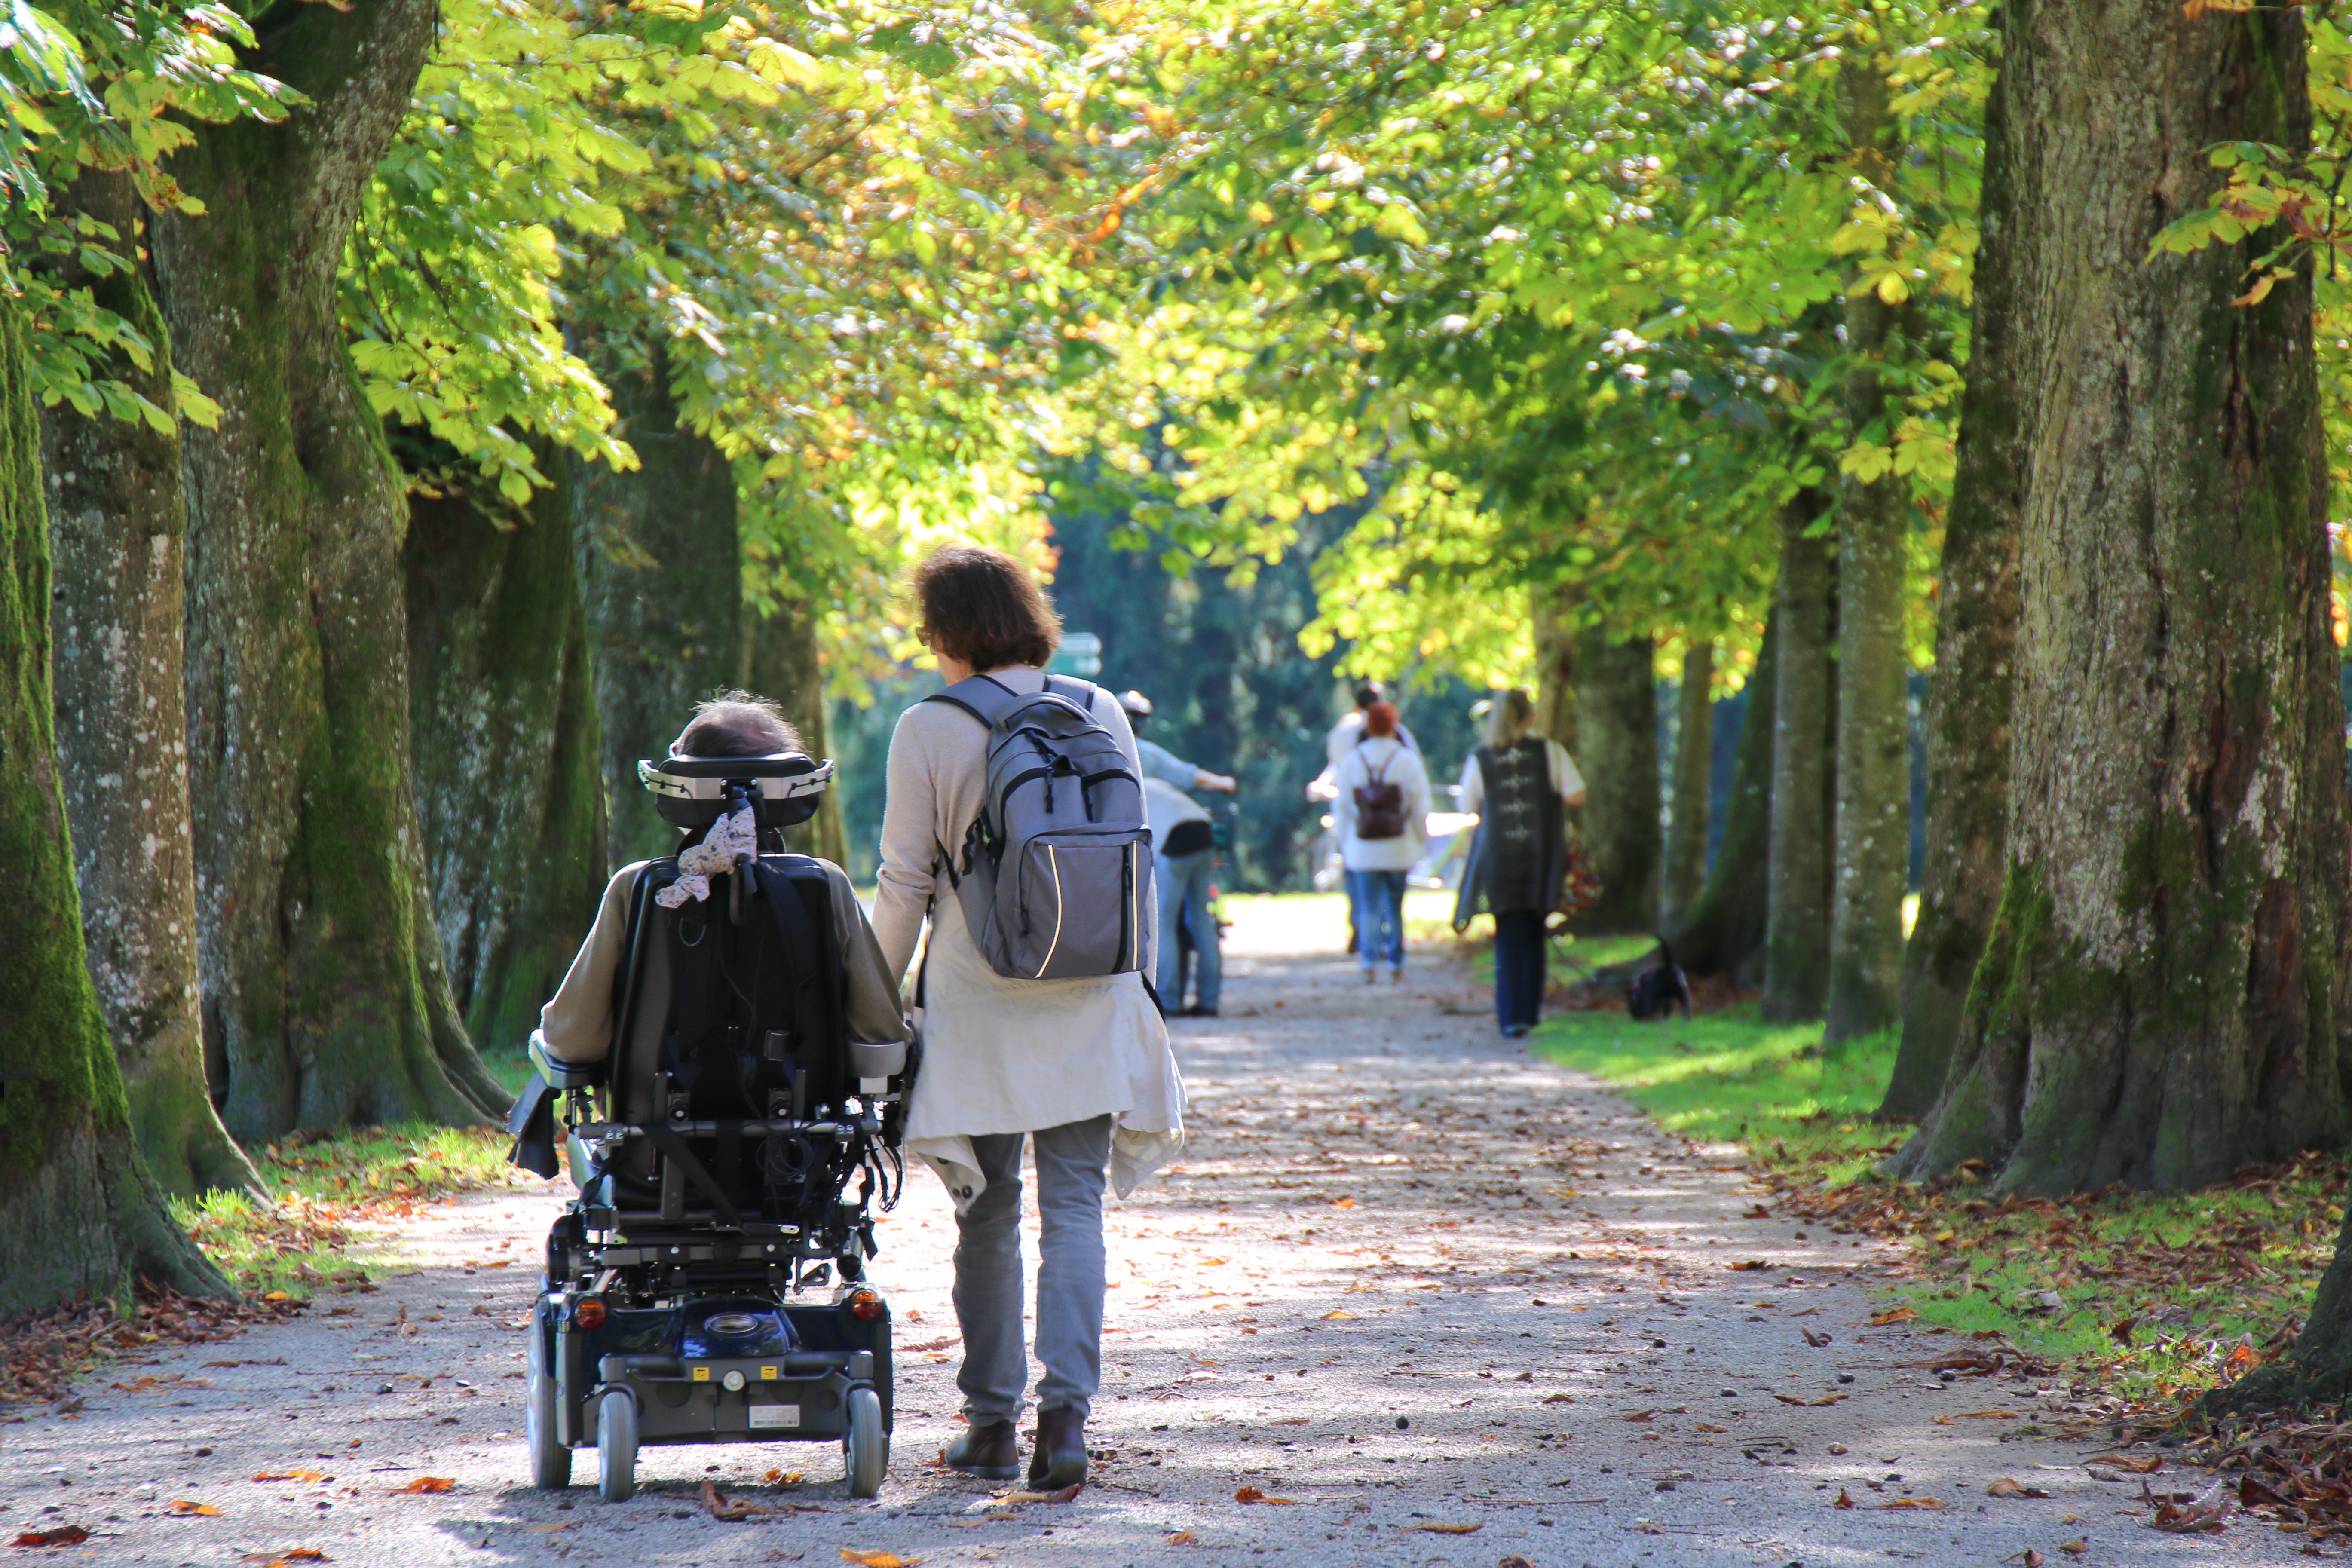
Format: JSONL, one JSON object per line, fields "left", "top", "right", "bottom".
{"left": 1, "top": 897, "right": 2296, "bottom": 1566}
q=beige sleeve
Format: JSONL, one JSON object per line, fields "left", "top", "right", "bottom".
{"left": 873, "top": 702, "right": 946, "bottom": 986}
{"left": 823, "top": 861, "right": 911, "bottom": 1044}
{"left": 538, "top": 862, "right": 648, "bottom": 1062}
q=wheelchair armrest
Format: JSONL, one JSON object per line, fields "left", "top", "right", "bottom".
{"left": 529, "top": 1029, "right": 607, "bottom": 1092}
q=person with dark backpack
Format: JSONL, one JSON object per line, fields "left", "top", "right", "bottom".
{"left": 1332, "top": 701, "right": 1430, "bottom": 981}
{"left": 870, "top": 545, "right": 1185, "bottom": 1493}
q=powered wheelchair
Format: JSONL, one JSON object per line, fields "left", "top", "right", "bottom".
{"left": 513, "top": 749, "right": 911, "bottom": 1501}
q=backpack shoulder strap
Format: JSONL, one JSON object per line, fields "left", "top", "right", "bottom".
{"left": 922, "top": 672, "right": 1020, "bottom": 729}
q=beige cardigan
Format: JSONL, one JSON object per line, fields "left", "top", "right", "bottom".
{"left": 872, "top": 667, "right": 1184, "bottom": 1209}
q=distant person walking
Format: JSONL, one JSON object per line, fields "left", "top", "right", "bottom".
{"left": 1453, "top": 688, "right": 1586, "bottom": 1038}
{"left": 1314, "top": 682, "right": 1418, "bottom": 954}
{"left": 1117, "top": 691, "right": 1235, "bottom": 1018}
{"left": 1334, "top": 701, "right": 1430, "bottom": 982}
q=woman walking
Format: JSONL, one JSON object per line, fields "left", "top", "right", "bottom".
{"left": 1453, "top": 688, "right": 1586, "bottom": 1037}
{"left": 870, "top": 544, "right": 1184, "bottom": 1489}
{"left": 1333, "top": 701, "right": 1430, "bottom": 981}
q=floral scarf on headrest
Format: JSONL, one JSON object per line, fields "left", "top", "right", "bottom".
{"left": 655, "top": 802, "right": 759, "bottom": 908}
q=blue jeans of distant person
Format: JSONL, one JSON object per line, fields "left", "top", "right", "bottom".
{"left": 953, "top": 1115, "right": 1112, "bottom": 1423}
{"left": 1156, "top": 848, "right": 1220, "bottom": 1012}
{"left": 1347, "top": 868, "right": 1408, "bottom": 974}
{"left": 1494, "top": 908, "right": 1548, "bottom": 1030}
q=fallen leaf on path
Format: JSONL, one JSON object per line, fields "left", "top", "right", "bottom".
{"left": 840, "top": 1553, "right": 920, "bottom": 1568}
{"left": 1233, "top": 1487, "right": 1297, "bottom": 1505}
{"left": 1834, "top": 1490, "right": 1855, "bottom": 1509}
{"left": 2008, "top": 1552, "right": 2044, "bottom": 1567}
{"left": 1622, "top": 1410, "right": 1654, "bottom": 1423}
{"left": 2059, "top": 1541, "right": 2088, "bottom": 1555}
{"left": 1801, "top": 1329, "right": 1832, "bottom": 1348}
{"left": 12, "top": 1527, "right": 91, "bottom": 1547}
{"left": 1773, "top": 1393, "right": 1846, "bottom": 1407}
{"left": 1167, "top": 1531, "right": 1196, "bottom": 1544}
{"left": 1988, "top": 1477, "right": 2052, "bottom": 1498}
{"left": 1936, "top": 1410, "right": 2021, "bottom": 1424}
{"left": 701, "top": 1479, "right": 775, "bottom": 1520}
{"left": 1868, "top": 1307, "right": 1919, "bottom": 1326}
{"left": 763, "top": 1469, "right": 805, "bottom": 1484}
{"left": 263, "top": 1291, "right": 290, "bottom": 1302}
{"left": 1540, "top": 1393, "right": 1574, "bottom": 1404}
{"left": 2060, "top": 1513, "right": 2084, "bottom": 1524}
{"left": 1695, "top": 1423, "right": 1729, "bottom": 1433}
{"left": 252, "top": 1470, "right": 329, "bottom": 1483}
{"left": 1331, "top": 1198, "right": 1356, "bottom": 1208}
{"left": 242, "top": 1552, "right": 328, "bottom": 1564}
{"left": 1319, "top": 1310, "right": 1355, "bottom": 1320}
{"left": 2146, "top": 1477, "right": 2230, "bottom": 1533}
{"left": 1880, "top": 1497, "right": 1948, "bottom": 1510}
{"left": 2086, "top": 1452, "right": 2162, "bottom": 1473}
{"left": 518, "top": 1524, "right": 573, "bottom": 1534}
{"left": 392, "top": 1477, "right": 455, "bottom": 1494}
{"left": 1404, "top": 1521, "right": 1481, "bottom": 1533}
{"left": 168, "top": 1500, "right": 222, "bottom": 1516}
{"left": 1727, "top": 1261, "right": 1773, "bottom": 1271}
{"left": 994, "top": 1485, "right": 1081, "bottom": 1504}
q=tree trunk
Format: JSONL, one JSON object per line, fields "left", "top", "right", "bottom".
{"left": 576, "top": 355, "right": 742, "bottom": 870}
{"left": 1896, "top": 0, "right": 2346, "bottom": 1196}
{"left": 1660, "top": 640, "right": 1714, "bottom": 930}
{"left": 0, "top": 291, "right": 233, "bottom": 1313}
{"left": 1825, "top": 62, "right": 1914, "bottom": 1051}
{"left": 1571, "top": 625, "right": 1659, "bottom": 934}
{"left": 1880, "top": 63, "right": 2024, "bottom": 1121}
{"left": 1530, "top": 585, "right": 1577, "bottom": 753}
{"left": 741, "top": 593, "right": 848, "bottom": 866}
{"left": 40, "top": 172, "right": 259, "bottom": 1200}
{"left": 152, "top": 0, "right": 508, "bottom": 1142}
{"left": 1666, "top": 617, "right": 1777, "bottom": 981}
{"left": 405, "top": 475, "right": 606, "bottom": 1062}
{"left": 1764, "top": 495, "right": 1835, "bottom": 1020}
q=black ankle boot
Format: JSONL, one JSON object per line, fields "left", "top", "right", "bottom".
{"left": 945, "top": 1419, "right": 1019, "bottom": 1480}
{"left": 1029, "top": 1404, "right": 1087, "bottom": 1488}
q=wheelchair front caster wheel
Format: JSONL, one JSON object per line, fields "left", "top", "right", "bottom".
{"left": 596, "top": 1388, "right": 638, "bottom": 1502}
{"left": 843, "top": 1386, "right": 887, "bottom": 1498}
{"left": 526, "top": 1302, "right": 571, "bottom": 1489}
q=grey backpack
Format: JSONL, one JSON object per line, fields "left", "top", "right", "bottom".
{"left": 926, "top": 674, "right": 1154, "bottom": 980}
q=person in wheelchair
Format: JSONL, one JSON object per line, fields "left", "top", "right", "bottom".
{"left": 514, "top": 692, "right": 912, "bottom": 1502}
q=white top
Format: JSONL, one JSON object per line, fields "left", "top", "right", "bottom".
{"left": 872, "top": 666, "right": 1184, "bottom": 1210}
{"left": 1333, "top": 735, "right": 1432, "bottom": 872}
{"left": 1456, "top": 740, "right": 1585, "bottom": 815}
{"left": 1142, "top": 775, "right": 1210, "bottom": 839}
{"left": 1323, "top": 710, "right": 1418, "bottom": 777}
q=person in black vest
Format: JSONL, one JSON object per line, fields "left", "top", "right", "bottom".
{"left": 1451, "top": 688, "right": 1586, "bottom": 1037}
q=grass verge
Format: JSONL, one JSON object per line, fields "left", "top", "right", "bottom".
{"left": 1521, "top": 998, "right": 2342, "bottom": 1422}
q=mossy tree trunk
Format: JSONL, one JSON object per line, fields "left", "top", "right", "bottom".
{"left": 1896, "top": 0, "right": 2347, "bottom": 1195}
{"left": 741, "top": 592, "right": 846, "bottom": 866}
{"left": 1824, "top": 60, "right": 1914, "bottom": 1051}
{"left": 1666, "top": 617, "right": 1776, "bottom": 980}
{"left": 1570, "top": 625, "right": 1659, "bottom": 934}
{"left": 153, "top": 0, "right": 508, "bottom": 1142}
{"left": 1880, "top": 68, "right": 2023, "bottom": 1122}
{"left": 1764, "top": 494, "right": 1836, "bottom": 1021}
{"left": 1660, "top": 639, "right": 1714, "bottom": 930}
{"left": 40, "top": 172, "right": 259, "bottom": 1200}
{"left": 404, "top": 474, "right": 606, "bottom": 1061}
{"left": 0, "top": 291, "right": 234, "bottom": 1313}
{"left": 576, "top": 352, "right": 741, "bottom": 870}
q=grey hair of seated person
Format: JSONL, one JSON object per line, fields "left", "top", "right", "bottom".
{"left": 675, "top": 690, "right": 803, "bottom": 758}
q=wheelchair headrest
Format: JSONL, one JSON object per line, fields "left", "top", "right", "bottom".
{"left": 637, "top": 751, "right": 834, "bottom": 830}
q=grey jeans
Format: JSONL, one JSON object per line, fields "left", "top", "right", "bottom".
{"left": 953, "top": 1115, "right": 1111, "bottom": 1424}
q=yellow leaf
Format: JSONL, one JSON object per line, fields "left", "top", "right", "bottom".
{"left": 168, "top": 1500, "right": 223, "bottom": 1516}
{"left": 1320, "top": 1309, "right": 1355, "bottom": 1320}
{"left": 840, "top": 1553, "right": 921, "bottom": 1568}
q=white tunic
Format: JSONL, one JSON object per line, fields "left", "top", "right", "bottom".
{"left": 870, "top": 666, "right": 1185, "bottom": 1210}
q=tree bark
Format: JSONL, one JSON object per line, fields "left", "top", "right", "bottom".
{"left": 1570, "top": 625, "right": 1659, "bottom": 934}
{"left": 1825, "top": 61, "right": 1914, "bottom": 1051}
{"left": 576, "top": 354, "right": 742, "bottom": 870}
{"left": 1896, "top": 0, "right": 2347, "bottom": 1196}
{"left": 405, "top": 476, "right": 606, "bottom": 1061}
{"left": 1660, "top": 640, "right": 1714, "bottom": 930}
{"left": 1880, "top": 64, "right": 2024, "bottom": 1121}
{"left": 742, "top": 594, "right": 847, "bottom": 866}
{"left": 0, "top": 291, "right": 234, "bottom": 1313}
{"left": 40, "top": 172, "right": 259, "bottom": 1200}
{"left": 152, "top": 0, "right": 508, "bottom": 1141}
{"left": 1665, "top": 617, "right": 1776, "bottom": 981}
{"left": 1764, "top": 494, "right": 1835, "bottom": 1020}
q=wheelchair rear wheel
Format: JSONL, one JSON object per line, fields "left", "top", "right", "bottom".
{"left": 596, "top": 1388, "right": 638, "bottom": 1502}
{"left": 526, "top": 1301, "right": 571, "bottom": 1489}
{"left": 842, "top": 1386, "right": 886, "bottom": 1498}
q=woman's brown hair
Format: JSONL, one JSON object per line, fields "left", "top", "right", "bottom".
{"left": 910, "top": 544, "right": 1061, "bottom": 671}
{"left": 1363, "top": 701, "right": 1399, "bottom": 739}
